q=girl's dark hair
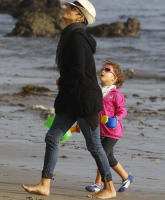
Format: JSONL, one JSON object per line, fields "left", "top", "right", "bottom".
{"left": 102, "top": 60, "right": 125, "bottom": 89}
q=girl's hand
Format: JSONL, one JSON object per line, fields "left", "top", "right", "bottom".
{"left": 76, "top": 124, "right": 81, "bottom": 133}
{"left": 110, "top": 116, "right": 119, "bottom": 129}
{"left": 56, "top": 77, "right": 60, "bottom": 89}
{"left": 115, "top": 116, "right": 119, "bottom": 127}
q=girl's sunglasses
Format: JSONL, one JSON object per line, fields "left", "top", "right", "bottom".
{"left": 67, "top": 4, "right": 83, "bottom": 15}
{"left": 101, "top": 65, "right": 116, "bottom": 76}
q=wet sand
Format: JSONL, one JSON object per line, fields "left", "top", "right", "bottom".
{"left": 0, "top": 78, "right": 165, "bottom": 200}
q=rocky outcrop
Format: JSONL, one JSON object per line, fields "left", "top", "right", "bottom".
{"left": 7, "top": 10, "right": 65, "bottom": 37}
{"left": 0, "top": 0, "right": 61, "bottom": 17}
{"left": 2, "top": 1, "right": 141, "bottom": 38}
{"left": 0, "top": 0, "right": 20, "bottom": 15}
{"left": 12, "top": 0, "right": 61, "bottom": 18}
{"left": 87, "top": 18, "right": 141, "bottom": 37}
{"left": 6, "top": 0, "right": 65, "bottom": 37}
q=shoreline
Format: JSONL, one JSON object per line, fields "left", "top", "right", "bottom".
{"left": 1, "top": 162, "right": 164, "bottom": 200}
{"left": 0, "top": 79, "right": 165, "bottom": 199}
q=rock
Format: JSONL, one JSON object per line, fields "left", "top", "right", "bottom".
{"left": 87, "top": 18, "right": 141, "bottom": 37}
{"left": 0, "top": 0, "right": 21, "bottom": 15}
{"left": 47, "top": 0, "right": 60, "bottom": 8}
{"left": 22, "top": 85, "right": 51, "bottom": 92}
{"left": 123, "top": 69, "right": 134, "bottom": 79}
{"left": 31, "top": 105, "right": 55, "bottom": 119}
{"left": 7, "top": 11, "right": 65, "bottom": 37}
{"left": 14, "top": 85, "right": 52, "bottom": 96}
{"left": 6, "top": 0, "right": 65, "bottom": 37}
{"left": 13, "top": 0, "right": 60, "bottom": 17}
{"left": 133, "top": 94, "right": 140, "bottom": 97}
{"left": 149, "top": 96, "right": 158, "bottom": 102}
{"left": 60, "top": 155, "right": 68, "bottom": 159}
{"left": 31, "top": 105, "right": 47, "bottom": 110}
{"left": 6, "top": 0, "right": 61, "bottom": 18}
{"left": 42, "top": 108, "right": 55, "bottom": 119}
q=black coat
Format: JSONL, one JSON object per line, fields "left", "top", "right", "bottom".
{"left": 54, "top": 28, "right": 102, "bottom": 118}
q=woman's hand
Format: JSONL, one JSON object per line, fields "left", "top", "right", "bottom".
{"left": 76, "top": 123, "right": 81, "bottom": 133}
{"left": 56, "top": 77, "right": 61, "bottom": 89}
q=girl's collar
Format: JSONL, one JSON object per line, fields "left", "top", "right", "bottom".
{"left": 99, "top": 83, "right": 116, "bottom": 89}
{"left": 99, "top": 84, "right": 117, "bottom": 97}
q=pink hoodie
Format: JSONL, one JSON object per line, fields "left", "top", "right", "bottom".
{"left": 100, "top": 88, "right": 127, "bottom": 139}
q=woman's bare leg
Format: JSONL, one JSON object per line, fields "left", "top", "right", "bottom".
{"left": 22, "top": 178, "right": 51, "bottom": 196}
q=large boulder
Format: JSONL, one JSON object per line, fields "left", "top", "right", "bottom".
{"left": 0, "top": 0, "right": 61, "bottom": 18}
{"left": 6, "top": 0, "right": 65, "bottom": 37}
{"left": 87, "top": 18, "right": 141, "bottom": 37}
{"left": 12, "top": 0, "right": 61, "bottom": 18}
{"left": 7, "top": 9, "right": 65, "bottom": 37}
{"left": 0, "top": 0, "right": 21, "bottom": 14}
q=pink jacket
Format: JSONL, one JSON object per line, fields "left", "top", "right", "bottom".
{"left": 100, "top": 88, "right": 127, "bottom": 139}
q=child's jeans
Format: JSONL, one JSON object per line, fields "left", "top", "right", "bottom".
{"left": 42, "top": 111, "right": 112, "bottom": 182}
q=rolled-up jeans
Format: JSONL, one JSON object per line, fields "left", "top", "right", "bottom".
{"left": 42, "top": 111, "right": 112, "bottom": 182}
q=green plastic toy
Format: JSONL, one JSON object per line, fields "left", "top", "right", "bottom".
{"left": 44, "top": 115, "right": 72, "bottom": 142}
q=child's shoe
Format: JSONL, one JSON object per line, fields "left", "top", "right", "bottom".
{"left": 118, "top": 174, "right": 133, "bottom": 192}
{"left": 85, "top": 183, "right": 102, "bottom": 192}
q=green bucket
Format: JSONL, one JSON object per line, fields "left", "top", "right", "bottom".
{"left": 44, "top": 115, "right": 72, "bottom": 142}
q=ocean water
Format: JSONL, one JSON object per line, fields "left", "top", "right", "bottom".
{"left": 0, "top": 0, "right": 165, "bottom": 84}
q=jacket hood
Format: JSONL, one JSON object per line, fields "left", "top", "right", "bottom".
{"left": 73, "top": 28, "right": 96, "bottom": 53}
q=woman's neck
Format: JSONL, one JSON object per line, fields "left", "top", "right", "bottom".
{"left": 64, "top": 19, "right": 78, "bottom": 26}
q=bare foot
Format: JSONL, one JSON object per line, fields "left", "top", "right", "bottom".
{"left": 87, "top": 188, "right": 116, "bottom": 199}
{"left": 22, "top": 179, "right": 50, "bottom": 196}
{"left": 88, "top": 181, "right": 116, "bottom": 199}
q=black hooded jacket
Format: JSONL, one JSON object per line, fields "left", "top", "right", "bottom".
{"left": 54, "top": 27, "right": 102, "bottom": 118}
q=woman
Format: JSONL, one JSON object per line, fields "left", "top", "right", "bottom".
{"left": 22, "top": 0, "right": 116, "bottom": 199}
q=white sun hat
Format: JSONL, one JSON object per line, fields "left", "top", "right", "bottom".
{"left": 65, "top": 0, "right": 96, "bottom": 25}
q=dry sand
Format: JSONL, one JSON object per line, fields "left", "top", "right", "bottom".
{"left": 0, "top": 79, "right": 165, "bottom": 200}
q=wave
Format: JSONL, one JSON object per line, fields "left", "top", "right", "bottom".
{"left": 141, "top": 28, "right": 165, "bottom": 32}
{"left": 132, "top": 70, "right": 165, "bottom": 81}
{"left": 112, "top": 46, "right": 144, "bottom": 53}
{"left": 96, "top": 69, "right": 165, "bottom": 81}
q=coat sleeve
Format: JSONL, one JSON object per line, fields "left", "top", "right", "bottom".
{"left": 113, "top": 93, "right": 127, "bottom": 120}
{"left": 58, "top": 32, "right": 86, "bottom": 86}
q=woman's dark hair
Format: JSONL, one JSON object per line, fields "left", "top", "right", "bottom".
{"left": 73, "top": 1, "right": 88, "bottom": 26}
{"left": 82, "top": 17, "right": 88, "bottom": 26}
{"left": 76, "top": 8, "right": 88, "bottom": 26}
{"left": 102, "top": 60, "right": 125, "bottom": 89}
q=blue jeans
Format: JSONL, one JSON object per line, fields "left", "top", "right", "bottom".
{"left": 42, "top": 111, "right": 112, "bottom": 182}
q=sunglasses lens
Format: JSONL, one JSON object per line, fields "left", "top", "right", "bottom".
{"left": 105, "top": 68, "right": 110, "bottom": 72}
{"left": 68, "top": 5, "right": 74, "bottom": 10}
{"left": 71, "top": 5, "right": 75, "bottom": 9}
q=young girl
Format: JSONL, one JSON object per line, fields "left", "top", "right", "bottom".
{"left": 77, "top": 60, "right": 133, "bottom": 192}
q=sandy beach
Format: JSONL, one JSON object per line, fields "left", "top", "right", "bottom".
{"left": 0, "top": 77, "right": 165, "bottom": 200}
{"left": 1, "top": 0, "right": 165, "bottom": 198}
